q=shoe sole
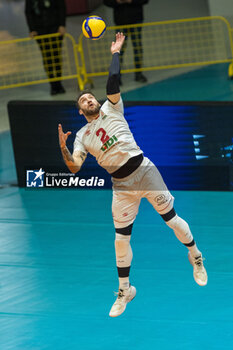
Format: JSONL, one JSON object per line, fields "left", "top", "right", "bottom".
{"left": 109, "top": 287, "right": 136, "bottom": 318}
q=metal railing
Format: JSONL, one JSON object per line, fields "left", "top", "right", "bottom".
{"left": 0, "top": 32, "right": 80, "bottom": 90}
{"left": 1, "top": 16, "right": 233, "bottom": 91}
{"left": 77, "top": 16, "right": 233, "bottom": 89}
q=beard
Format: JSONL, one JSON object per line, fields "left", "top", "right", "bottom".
{"left": 82, "top": 104, "right": 101, "bottom": 117}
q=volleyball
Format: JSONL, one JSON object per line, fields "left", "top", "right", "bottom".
{"left": 82, "top": 16, "right": 106, "bottom": 40}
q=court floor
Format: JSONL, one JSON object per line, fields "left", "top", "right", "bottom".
{"left": 0, "top": 187, "right": 232, "bottom": 349}
{"left": 1, "top": 63, "right": 233, "bottom": 349}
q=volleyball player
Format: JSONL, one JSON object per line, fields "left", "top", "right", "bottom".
{"left": 58, "top": 33, "right": 207, "bottom": 318}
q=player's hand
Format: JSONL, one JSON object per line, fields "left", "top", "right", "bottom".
{"left": 58, "top": 26, "right": 66, "bottom": 36}
{"left": 58, "top": 124, "right": 71, "bottom": 149}
{"left": 111, "top": 32, "right": 125, "bottom": 55}
{"left": 29, "top": 31, "right": 38, "bottom": 38}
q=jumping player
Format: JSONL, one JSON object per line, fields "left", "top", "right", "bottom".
{"left": 58, "top": 32, "right": 207, "bottom": 318}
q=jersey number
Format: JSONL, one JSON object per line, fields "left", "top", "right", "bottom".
{"left": 96, "top": 128, "right": 110, "bottom": 144}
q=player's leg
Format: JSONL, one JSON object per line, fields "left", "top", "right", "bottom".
{"left": 115, "top": 227, "right": 133, "bottom": 291}
{"left": 130, "top": 26, "right": 147, "bottom": 83}
{"left": 52, "top": 35, "right": 63, "bottom": 78}
{"left": 109, "top": 190, "right": 140, "bottom": 317}
{"left": 37, "top": 38, "right": 53, "bottom": 78}
{"left": 52, "top": 35, "right": 65, "bottom": 93}
{"left": 143, "top": 159, "right": 207, "bottom": 286}
{"left": 110, "top": 226, "right": 136, "bottom": 317}
{"left": 161, "top": 208, "right": 207, "bottom": 286}
{"left": 37, "top": 37, "right": 57, "bottom": 94}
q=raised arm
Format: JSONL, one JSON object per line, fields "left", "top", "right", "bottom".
{"left": 58, "top": 124, "right": 86, "bottom": 173}
{"left": 106, "top": 32, "right": 125, "bottom": 104}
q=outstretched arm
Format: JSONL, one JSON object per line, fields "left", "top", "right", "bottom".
{"left": 106, "top": 32, "right": 125, "bottom": 104}
{"left": 58, "top": 124, "right": 86, "bottom": 173}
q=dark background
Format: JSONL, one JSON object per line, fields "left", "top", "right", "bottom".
{"left": 8, "top": 101, "right": 233, "bottom": 190}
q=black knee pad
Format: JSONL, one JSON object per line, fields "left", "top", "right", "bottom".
{"left": 115, "top": 222, "right": 133, "bottom": 236}
{"left": 160, "top": 208, "right": 176, "bottom": 222}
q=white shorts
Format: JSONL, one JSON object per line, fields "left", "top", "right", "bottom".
{"left": 112, "top": 157, "right": 174, "bottom": 228}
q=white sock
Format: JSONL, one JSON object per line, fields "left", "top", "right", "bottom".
{"left": 188, "top": 243, "right": 202, "bottom": 258}
{"left": 119, "top": 277, "right": 130, "bottom": 290}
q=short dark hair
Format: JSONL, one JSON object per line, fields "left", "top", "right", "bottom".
{"left": 76, "top": 90, "right": 96, "bottom": 109}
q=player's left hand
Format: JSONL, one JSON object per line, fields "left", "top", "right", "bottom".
{"left": 111, "top": 32, "right": 125, "bottom": 55}
{"left": 58, "top": 124, "right": 71, "bottom": 149}
{"left": 58, "top": 26, "right": 66, "bottom": 36}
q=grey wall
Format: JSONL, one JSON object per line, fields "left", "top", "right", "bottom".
{"left": 0, "top": 0, "right": 28, "bottom": 38}
{"left": 208, "top": 0, "right": 233, "bottom": 25}
{"left": 144, "top": 0, "right": 210, "bottom": 22}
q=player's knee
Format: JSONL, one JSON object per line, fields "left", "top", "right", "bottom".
{"left": 160, "top": 207, "right": 184, "bottom": 230}
{"left": 166, "top": 215, "right": 179, "bottom": 230}
{"left": 115, "top": 233, "right": 130, "bottom": 258}
{"left": 165, "top": 212, "right": 190, "bottom": 232}
{"left": 161, "top": 208, "right": 177, "bottom": 226}
{"left": 115, "top": 239, "right": 129, "bottom": 257}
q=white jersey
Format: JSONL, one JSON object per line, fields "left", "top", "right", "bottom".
{"left": 73, "top": 98, "right": 142, "bottom": 174}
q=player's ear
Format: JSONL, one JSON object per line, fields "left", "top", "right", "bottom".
{"left": 79, "top": 109, "right": 83, "bottom": 115}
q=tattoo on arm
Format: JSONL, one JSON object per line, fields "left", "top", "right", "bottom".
{"left": 61, "top": 146, "right": 74, "bottom": 163}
